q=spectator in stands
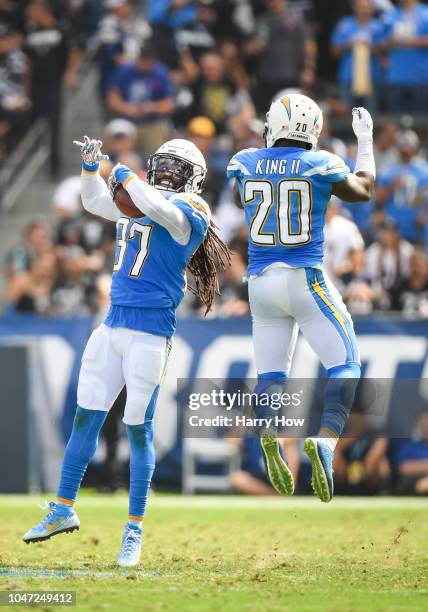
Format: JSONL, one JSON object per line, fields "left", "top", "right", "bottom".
{"left": 24, "top": 0, "right": 81, "bottom": 177}
{"left": 4, "top": 220, "right": 52, "bottom": 279}
{"left": 340, "top": 249, "right": 376, "bottom": 314}
{"left": 334, "top": 412, "right": 375, "bottom": 495}
{"left": 107, "top": 41, "right": 175, "bottom": 157}
{"left": 5, "top": 249, "right": 57, "bottom": 313}
{"left": 331, "top": 0, "right": 382, "bottom": 110}
{"left": 146, "top": 0, "right": 197, "bottom": 68}
{"left": 0, "top": 1, "right": 24, "bottom": 32}
{"left": 0, "top": 22, "right": 30, "bottom": 161}
{"left": 324, "top": 200, "right": 365, "bottom": 285}
{"left": 53, "top": 158, "right": 114, "bottom": 223}
{"left": 244, "top": 0, "right": 316, "bottom": 113}
{"left": 186, "top": 115, "right": 229, "bottom": 205}
{"left": 381, "top": 0, "right": 428, "bottom": 112}
{"left": 97, "top": 0, "right": 151, "bottom": 103}
{"left": 190, "top": 50, "right": 251, "bottom": 134}
{"left": 50, "top": 245, "right": 101, "bottom": 315}
{"left": 396, "top": 411, "right": 428, "bottom": 494}
{"left": 375, "top": 130, "right": 428, "bottom": 244}
{"left": 219, "top": 39, "right": 250, "bottom": 92}
{"left": 373, "top": 121, "right": 399, "bottom": 174}
{"left": 217, "top": 234, "right": 249, "bottom": 317}
{"left": 102, "top": 117, "right": 143, "bottom": 170}
{"left": 174, "top": 1, "right": 216, "bottom": 65}
{"left": 389, "top": 247, "right": 428, "bottom": 316}
{"left": 365, "top": 221, "right": 414, "bottom": 308}
{"left": 52, "top": 175, "right": 82, "bottom": 221}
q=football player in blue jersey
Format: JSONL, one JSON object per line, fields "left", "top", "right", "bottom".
{"left": 23, "top": 137, "right": 230, "bottom": 566}
{"left": 227, "top": 94, "right": 375, "bottom": 503}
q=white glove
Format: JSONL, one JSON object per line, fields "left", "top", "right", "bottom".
{"left": 73, "top": 135, "right": 109, "bottom": 168}
{"left": 352, "top": 107, "right": 373, "bottom": 141}
{"left": 352, "top": 108, "right": 376, "bottom": 177}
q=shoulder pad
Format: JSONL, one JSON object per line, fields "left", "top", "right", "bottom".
{"left": 171, "top": 193, "right": 211, "bottom": 225}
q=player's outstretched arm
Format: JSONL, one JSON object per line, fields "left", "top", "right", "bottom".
{"left": 73, "top": 136, "right": 121, "bottom": 222}
{"left": 332, "top": 108, "right": 375, "bottom": 203}
{"left": 112, "top": 164, "right": 192, "bottom": 245}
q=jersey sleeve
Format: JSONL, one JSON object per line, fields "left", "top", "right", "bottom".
{"left": 226, "top": 148, "right": 256, "bottom": 180}
{"left": 169, "top": 193, "right": 210, "bottom": 239}
{"left": 303, "top": 151, "right": 350, "bottom": 184}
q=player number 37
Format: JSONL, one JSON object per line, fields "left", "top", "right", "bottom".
{"left": 113, "top": 218, "right": 153, "bottom": 277}
{"left": 245, "top": 179, "right": 312, "bottom": 246}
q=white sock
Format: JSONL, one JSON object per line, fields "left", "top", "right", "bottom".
{"left": 318, "top": 430, "right": 338, "bottom": 452}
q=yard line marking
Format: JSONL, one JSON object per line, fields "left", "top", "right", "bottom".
{"left": 0, "top": 568, "right": 166, "bottom": 578}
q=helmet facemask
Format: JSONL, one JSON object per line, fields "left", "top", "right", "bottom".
{"left": 147, "top": 153, "right": 206, "bottom": 194}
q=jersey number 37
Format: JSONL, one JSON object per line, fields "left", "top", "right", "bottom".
{"left": 113, "top": 218, "right": 153, "bottom": 277}
{"left": 245, "top": 179, "right": 312, "bottom": 246}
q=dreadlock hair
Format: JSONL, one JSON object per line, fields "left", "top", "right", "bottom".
{"left": 187, "top": 219, "right": 232, "bottom": 315}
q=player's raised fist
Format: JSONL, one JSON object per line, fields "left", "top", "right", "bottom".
{"left": 73, "top": 135, "right": 109, "bottom": 168}
{"left": 352, "top": 107, "right": 373, "bottom": 140}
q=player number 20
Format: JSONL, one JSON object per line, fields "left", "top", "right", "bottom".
{"left": 113, "top": 219, "right": 153, "bottom": 277}
{"left": 245, "top": 179, "right": 312, "bottom": 246}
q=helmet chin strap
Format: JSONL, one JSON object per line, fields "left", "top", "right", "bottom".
{"left": 154, "top": 186, "right": 181, "bottom": 199}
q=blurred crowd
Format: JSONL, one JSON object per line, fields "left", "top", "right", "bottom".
{"left": 3, "top": 0, "right": 428, "bottom": 319}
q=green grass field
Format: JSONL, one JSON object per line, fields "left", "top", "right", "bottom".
{"left": 0, "top": 495, "right": 427, "bottom": 611}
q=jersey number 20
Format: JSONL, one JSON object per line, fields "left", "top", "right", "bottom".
{"left": 113, "top": 218, "right": 153, "bottom": 277}
{"left": 245, "top": 179, "right": 312, "bottom": 246}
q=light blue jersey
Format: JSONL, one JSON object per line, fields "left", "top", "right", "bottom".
{"left": 105, "top": 193, "right": 209, "bottom": 337}
{"left": 381, "top": 3, "right": 428, "bottom": 85}
{"left": 227, "top": 147, "right": 350, "bottom": 275}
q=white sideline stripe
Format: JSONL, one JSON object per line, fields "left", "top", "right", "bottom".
{"left": 1, "top": 495, "right": 427, "bottom": 510}
{"left": 0, "top": 568, "right": 164, "bottom": 579}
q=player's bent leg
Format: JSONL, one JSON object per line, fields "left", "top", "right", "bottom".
{"left": 256, "top": 372, "right": 295, "bottom": 496}
{"left": 249, "top": 274, "right": 298, "bottom": 496}
{"left": 118, "top": 334, "right": 170, "bottom": 567}
{"left": 291, "top": 269, "right": 361, "bottom": 502}
{"left": 22, "top": 406, "right": 107, "bottom": 544}
{"left": 304, "top": 362, "right": 361, "bottom": 502}
{"left": 23, "top": 326, "right": 125, "bottom": 543}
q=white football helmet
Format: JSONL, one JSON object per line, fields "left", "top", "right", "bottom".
{"left": 148, "top": 138, "right": 207, "bottom": 194}
{"left": 265, "top": 94, "right": 323, "bottom": 149}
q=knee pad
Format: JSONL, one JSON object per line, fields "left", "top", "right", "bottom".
{"left": 124, "top": 385, "right": 161, "bottom": 426}
{"left": 253, "top": 371, "right": 288, "bottom": 420}
{"left": 77, "top": 372, "right": 109, "bottom": 412}
{"left": 325, "top": 363, "right": 361, "bottom": 410}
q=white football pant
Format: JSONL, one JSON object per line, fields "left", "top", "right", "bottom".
{"left": 77, "top": 324, "right": 171, "bottom": 425}
{"left": 248, "top": 266, "right": 359, "bottom": 375}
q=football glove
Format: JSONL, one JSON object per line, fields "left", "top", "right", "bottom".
{"left": 108, "top": 172, "right": 120, "bottom": 199}
{"left": 352, "top": 107, "right": 373, "bottom": 141}
{"left": 73, "top": 135, "right": 109, "bottom": 171}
